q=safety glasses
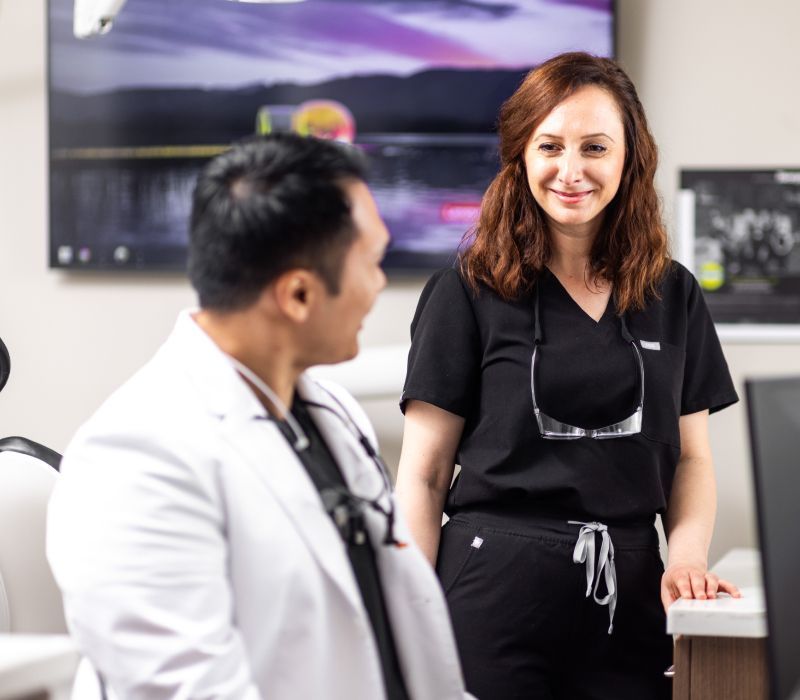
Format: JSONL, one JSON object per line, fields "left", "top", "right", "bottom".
{"left": 530, "top": 288, "right": 644, "bottom": 440}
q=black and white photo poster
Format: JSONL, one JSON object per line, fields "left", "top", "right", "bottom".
{"left": 679, "top": 169, "right": 800, "bottom": 339}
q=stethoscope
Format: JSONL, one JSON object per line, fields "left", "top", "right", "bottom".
{"left": 229, "top": 356, "right": 404, "bottom": 548}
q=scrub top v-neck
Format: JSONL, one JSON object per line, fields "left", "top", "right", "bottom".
{"left": 401, "top": 264, "right": 738, "bottom": 522}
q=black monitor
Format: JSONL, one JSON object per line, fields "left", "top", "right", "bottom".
{"left": 746, "top": 376, "right": 800, "bottom": 700}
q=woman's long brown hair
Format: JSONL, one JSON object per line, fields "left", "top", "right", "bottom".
{"left": 460, "top": 52, "right": 670, "bottom": 313}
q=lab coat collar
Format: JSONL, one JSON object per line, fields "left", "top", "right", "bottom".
{"left": 168, "top": 312, "right": 361, "bottom": 428}
{"left": 166, "top": 310, "right": 268, "bottom": 422}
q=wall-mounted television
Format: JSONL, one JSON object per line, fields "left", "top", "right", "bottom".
{"left": 48, "top": 0, "right": 616, "bottom": 272}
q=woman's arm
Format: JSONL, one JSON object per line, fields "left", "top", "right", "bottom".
{"left": 661, "top": 409, "right": 741, "bottom": 611}
{"left": 395, "top": 400, "right": 465, "bottom": 566}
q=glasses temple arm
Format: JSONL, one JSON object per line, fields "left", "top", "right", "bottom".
{"left": 530, "top": 344, "right": 541, "bottom": 411}
{"left": 631, "top": 342, "right": 645, "bottom": 408}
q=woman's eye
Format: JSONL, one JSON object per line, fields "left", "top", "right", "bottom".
{"left": 538, "top": 143, "right": 560, "bottom": 153}
{"left": 585, "top": 143, "right": 607, "bottom": 154}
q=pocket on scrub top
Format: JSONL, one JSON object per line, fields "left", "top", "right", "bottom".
{"left": 436, "top": 518, "right": 482, "bottom": 595}
{"left": 639, "top": 340, "right": 684, "bottom": 449}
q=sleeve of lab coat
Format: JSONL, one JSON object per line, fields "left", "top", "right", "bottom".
{"left": 47, "top": 427, "right": 263, "bottom": 700}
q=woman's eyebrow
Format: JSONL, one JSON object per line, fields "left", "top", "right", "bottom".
{"left": 533, "top": 132, "right": 616, "bottom": 141}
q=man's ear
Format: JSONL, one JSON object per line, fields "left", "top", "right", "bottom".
{"left": 270, "top": 269, "right": 319, "bottom": 323}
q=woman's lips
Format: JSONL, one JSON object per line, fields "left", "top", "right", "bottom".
{"left": 551, "top": 189, "right": 592, "bottom": 203}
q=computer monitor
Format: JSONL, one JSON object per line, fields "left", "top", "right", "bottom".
{"left": 746, "top": 376, "right": 800, "bottom": 700}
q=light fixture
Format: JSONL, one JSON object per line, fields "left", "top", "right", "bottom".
{"left": 74, "top": 0, "right": 306, "bottom": 39}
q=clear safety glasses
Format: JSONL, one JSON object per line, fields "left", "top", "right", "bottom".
{"left": 530, "top": 288, "right": 645, "bottom": 440}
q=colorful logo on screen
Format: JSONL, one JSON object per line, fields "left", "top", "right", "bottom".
{"left": 292, "top": 100, "right": 356, "bottom": 144}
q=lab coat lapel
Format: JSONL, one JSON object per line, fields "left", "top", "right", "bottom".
{"left": 297, "top": 377, "right": 384, "bottom": 499}
{"left": 220, "top": 413, "right": 365, "bottom": 614}
{"left": 169, "top": 315, "right": 364, "bottom": 614}
{"left": 297, "top": 379, "right": 466, "bottom": 698}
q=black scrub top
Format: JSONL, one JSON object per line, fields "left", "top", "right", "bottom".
{"left": 275, "top": 399, "right": 410, "bottom": 700}
{"left": 401, "top": 263, "right": 739, "bottom": 522}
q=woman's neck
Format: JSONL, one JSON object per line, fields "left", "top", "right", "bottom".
{"left": 547, "top": 240, "right": 593, "bottom": 285}
{"left": 546, "top": 229, "right": 609, "bottom": 294}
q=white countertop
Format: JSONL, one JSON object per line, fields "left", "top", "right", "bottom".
{"left": 667, "top": 547, "right": 767, "bottom": 638}
{"left": 0, "top": 634, "right": 78, "bottom": 699}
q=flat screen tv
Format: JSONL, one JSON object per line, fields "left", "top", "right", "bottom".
{"left": 48, "top": 0, "right": 616, "bottom": 272}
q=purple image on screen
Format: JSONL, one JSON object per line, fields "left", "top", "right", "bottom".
{"left": 48, "top": 0, "right": 614, "bottom": 271}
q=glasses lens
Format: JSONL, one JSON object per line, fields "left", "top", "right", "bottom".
{"left": 590, "top": 407, "right": 643, "bottom": 439}
{"left": 535, "top": 412, "right": 585, "bottom": 439}
{"left": 351, "top": 469, "right": 386, "bottom": 502}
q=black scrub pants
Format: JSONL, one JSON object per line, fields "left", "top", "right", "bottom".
{"left": 436, "top": 510, "right": 673, "bottom": 700}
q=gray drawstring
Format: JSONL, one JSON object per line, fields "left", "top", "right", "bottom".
{"left": 568, "top": 521, "right": 617, "bottom": 634}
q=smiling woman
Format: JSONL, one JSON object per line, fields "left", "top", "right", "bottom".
{"left": 396, "top": 51, "right": 740, "bottom": 700}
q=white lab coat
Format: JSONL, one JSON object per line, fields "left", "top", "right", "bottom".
{"left": 47, "top": 311, "right": 470, "bottom": 700}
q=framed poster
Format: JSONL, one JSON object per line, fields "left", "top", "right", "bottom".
{"left": 677, "top": 169, "right": 800, "bottom": 342}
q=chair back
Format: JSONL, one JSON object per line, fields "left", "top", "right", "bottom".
{"left": 0, "top": 449, "right": 66, "bottom": 633}
{"left": 0, "top": 436, "right": 61, "bottom": 471}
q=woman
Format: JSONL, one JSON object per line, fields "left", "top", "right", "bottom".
{"left": 395, "top": 52, "right": 740, "bottom": 700}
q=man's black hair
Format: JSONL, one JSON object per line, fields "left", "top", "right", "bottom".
{"left": 188, "top": 133, "right": 367, "bottom": 311}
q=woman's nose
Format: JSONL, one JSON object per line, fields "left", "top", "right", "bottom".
{"left": 557, "top": 151, "right": 583, "bottom": 185}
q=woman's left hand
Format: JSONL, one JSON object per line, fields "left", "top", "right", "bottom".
{"left": 661, "top": 562, "right": 741, "bottom": 613}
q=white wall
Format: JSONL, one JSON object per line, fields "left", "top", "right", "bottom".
{"left": 1, "top": 0, "right": 798, "bottom": 564}
{"left": 617, "top": 0, "right": 800, "bottom": 562}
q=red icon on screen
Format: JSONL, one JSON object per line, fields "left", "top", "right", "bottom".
{"left": 440, "top": 202, "right": 481, "bottom": 224}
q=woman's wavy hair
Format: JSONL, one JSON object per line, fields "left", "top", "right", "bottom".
{"left": 460, "top": 52, "right": 670, "bottom": 313}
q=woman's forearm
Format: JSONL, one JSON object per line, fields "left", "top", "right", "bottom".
{"left": 395, "top": 472, "right": 451, "bottom": 565}
{"left": 664, "top": 410, "right": 717, "bottom": 567}
{"left": 664, "top": 453, "right": 717, "bottom": 569}
{"left": 659, "top": 410, "right": 739, "bottom": 608}
{"left": 395, "top": 400, "right": 464, "bottom": 566}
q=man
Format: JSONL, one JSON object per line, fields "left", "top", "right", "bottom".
{"left": 47, "top": 135, "right": 470, "bottom": 699}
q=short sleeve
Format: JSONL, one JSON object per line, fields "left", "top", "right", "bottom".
{"left": 680, "top": 271, "right": 739, "bottom": 415}
{"left": 400, "top": 268, "right": 481, "bottom": 418}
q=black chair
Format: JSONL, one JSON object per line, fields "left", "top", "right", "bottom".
{"left": 0, "top": 336, "right": 61, "bottom": 470}
{"left": 0, "top": 436, "right": 62, "bottom": 470}
{"left": 0, "top": 335, "right": 8, "bottom": 391}
{"left": 0, "top": 333, "right": 66, "bottom": 633}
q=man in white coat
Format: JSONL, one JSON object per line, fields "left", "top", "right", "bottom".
{"left": 47, "top": 134, "right": 471, "bottom": 699}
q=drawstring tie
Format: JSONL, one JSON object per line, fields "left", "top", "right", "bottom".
{"left": 569, "top": 521, "right": 617, "bottom": 634}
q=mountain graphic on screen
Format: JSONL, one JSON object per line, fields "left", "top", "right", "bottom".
{"left": 50, "top": 68, "right": 528, "bottom": 148}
